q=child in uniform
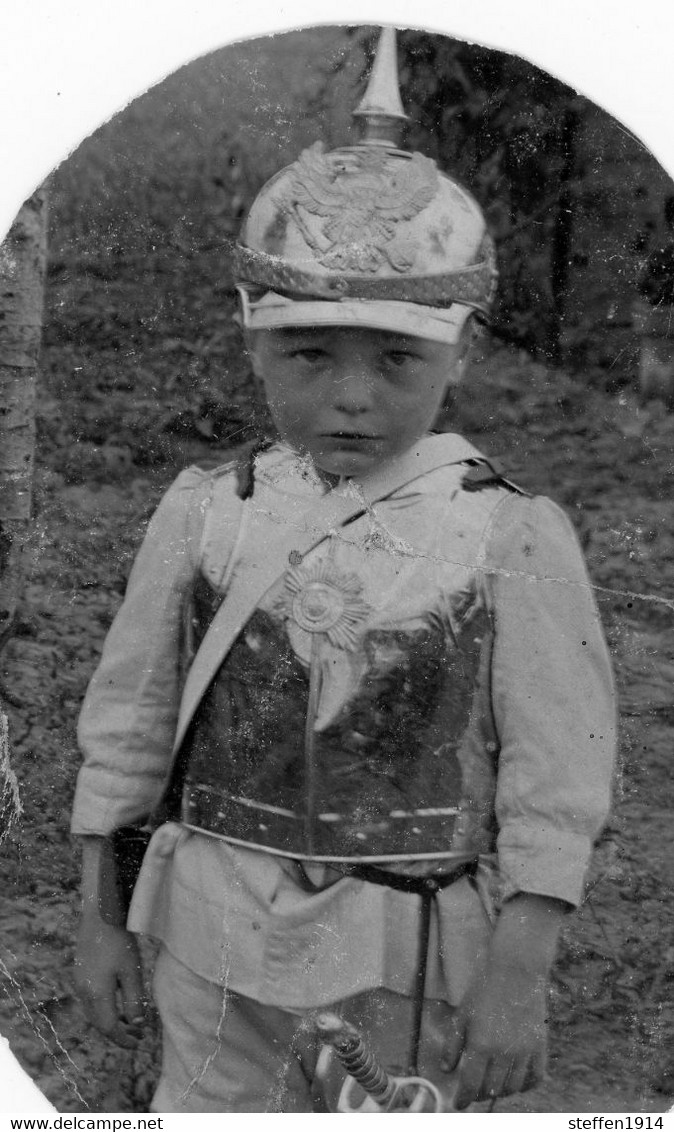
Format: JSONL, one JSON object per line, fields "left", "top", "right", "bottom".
{"left": 72, "top": 29, "right": 616, "bottom": 1113}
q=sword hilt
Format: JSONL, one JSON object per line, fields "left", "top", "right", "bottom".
{"left": 314, "top": 1011, "right": 444, "bottom": 1113}
{"left": 315, "top": 1012, "right": 397, "bottom": 1104}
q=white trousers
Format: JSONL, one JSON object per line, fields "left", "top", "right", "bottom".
{"left": 151, "top": 946, "right": 457, "bottom": 1113}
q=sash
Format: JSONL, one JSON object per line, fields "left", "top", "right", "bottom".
{"left": 172, "top": 433, "right": 483, "bottom": 754}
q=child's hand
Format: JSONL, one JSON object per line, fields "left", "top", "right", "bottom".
{"left": 74, "top": 914, "right": 146, "bottom": 1048}
{"left": 441, "top": 892, "right": 568, "bottom": 1109}
{"left": 74, "top": 837, "right": 146, "bottom": 1047}
{"left": 442, "top": 954, "right": 547, "bottom": 1108}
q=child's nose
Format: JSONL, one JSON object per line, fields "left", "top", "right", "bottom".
{"left": 332, "top": 371, "right": 374, "bottom": 414}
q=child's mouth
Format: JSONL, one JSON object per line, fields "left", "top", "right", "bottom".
{"left": 324, "top": 432, "right": 378, "bottom": 442}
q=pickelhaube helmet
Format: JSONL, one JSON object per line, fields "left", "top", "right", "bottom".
{"left": 233, "top": 27, "right": 497, "bottom": 345}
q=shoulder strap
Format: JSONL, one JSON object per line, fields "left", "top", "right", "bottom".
{"left": 172, "top": 433, "right": 482, "bottom": 753}
{"left": 461, "top": 454, "right": 530, "bottom": 496}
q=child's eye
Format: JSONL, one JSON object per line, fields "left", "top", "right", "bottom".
{"left": 384, "top": 350, "right": 417, "bottom": 368}
{"left": 289, "top": 348, "right": 328, "bottom": 363}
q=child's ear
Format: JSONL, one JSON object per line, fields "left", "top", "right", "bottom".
{"left": 445, "top": 318, "right": 476, "bottom": 386}
{"left": 444, "top": 347, "right": 470, "bottom": 388}
{"left": 242, "top": 331, "right": 267, "bottom": 405}
{"left": 243, "top": 330, "right": 263, "bottom": 380}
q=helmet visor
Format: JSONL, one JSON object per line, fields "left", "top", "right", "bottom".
{"left": 237, "top": 286, "right": 475, "bottom": 345}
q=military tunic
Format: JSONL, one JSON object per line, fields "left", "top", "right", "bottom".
{"left": 72, "top": 437, "right": 616, "bottom": 1010}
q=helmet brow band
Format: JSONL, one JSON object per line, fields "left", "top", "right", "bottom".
{"left": 231, "top": 244, "right": 497, "bottom": 314}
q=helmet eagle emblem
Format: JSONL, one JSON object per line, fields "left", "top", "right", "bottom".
{"left": 282, "top": 142, "right": 439, "bottom": 274}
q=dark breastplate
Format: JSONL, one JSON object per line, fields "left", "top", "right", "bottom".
{"left": 179, "top": 573, "right": 493, "bottom": 861}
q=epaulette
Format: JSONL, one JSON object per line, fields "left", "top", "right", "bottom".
{"left": 205, "top": 436, "right": 275, "bottom": 501}
{"left": 461, "top": 456, "right": 530, "bottom": 496}
{"left": 233, "top": 437, "right": 275, "bottom": 500}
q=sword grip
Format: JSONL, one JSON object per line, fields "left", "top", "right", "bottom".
{"left": 315, "top": 1012, "right": 396, "bottom": 1104}
{"left": 314, "top": 1012, "right": 450, "bottom": 1113}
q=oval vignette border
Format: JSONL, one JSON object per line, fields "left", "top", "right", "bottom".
{"left": 1, "top": 0, "right": 673, "bottom": 1118}
{"left": 2, "top": 3, "right": 674, "bottom": 235}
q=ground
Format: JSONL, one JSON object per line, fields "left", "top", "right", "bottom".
{"left": 1, "top": 322, "right": 672, "bottom": 1112}
{"left": 1, "top": 28, "right": 673, "bottom": 1115}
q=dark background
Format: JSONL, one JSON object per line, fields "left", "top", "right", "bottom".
{"left": 1, "top": 26, "right": 672, "bottom": 1112}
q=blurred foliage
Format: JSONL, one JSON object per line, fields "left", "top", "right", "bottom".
{"left": 42, "top": 24, "right": 674, "bottom": 465}
{"left": 326, "top": 27, "right": 674, "bottom": 369}
{"left": 3, "top": 29, "right": 673, "bottom": 1113}
{"left": 397, "top": 30, "right": 583, "bottom": 358}
{"left": 4, "top": 333, "right": 674, "bottom": 1110}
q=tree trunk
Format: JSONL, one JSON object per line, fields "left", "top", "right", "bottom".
{"left": 0, "top": 188, "right": 47, "bottom": 653}
{"left": 0, "top": 188, "right": 46, "bottom": 829}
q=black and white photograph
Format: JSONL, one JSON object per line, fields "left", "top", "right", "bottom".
{"left": 0, "top": 5, "right": 673, "bottom": 1117}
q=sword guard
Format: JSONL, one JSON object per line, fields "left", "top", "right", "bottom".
{"left": 340, "top": 1068, "right": 444, "bottom": 1113}
{"left": 314, "top": 1012, "right": 453, "bottom": 1113}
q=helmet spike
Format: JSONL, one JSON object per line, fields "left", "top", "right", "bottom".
{"left": 352, "top": 26, "right": 408, "bottom": 146}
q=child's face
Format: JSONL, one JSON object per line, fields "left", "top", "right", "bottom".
{"left": 249, "top": 325, "right": 465, "bottom": 477}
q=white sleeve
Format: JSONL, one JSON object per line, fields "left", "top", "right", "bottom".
{"left": 71, "top": 467, "right": 212, "bottom": 835}
{"left": 484, "top": 493, "right": 617, "bottom": 906}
